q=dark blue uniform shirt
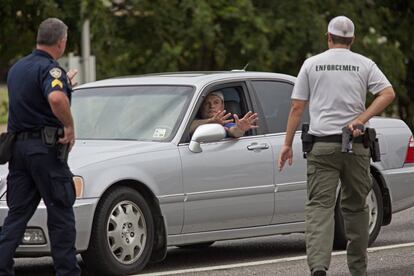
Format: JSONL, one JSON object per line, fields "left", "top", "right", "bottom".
{"left": 7, "top": 49, "right": 72, "bottom": 133}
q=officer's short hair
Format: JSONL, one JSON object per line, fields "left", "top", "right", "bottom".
{"left": 36, "top": 18, "right": 68, "bottom": 46}
{"left": 330, "top": 34, "right": 353, "bottom": 46}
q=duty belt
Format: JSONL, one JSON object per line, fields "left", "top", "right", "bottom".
{"left": 313, "top": 134, "right": 363, "bottom": 143}
{"left": 16, "top": 131, "right": 42, "bottom": 140}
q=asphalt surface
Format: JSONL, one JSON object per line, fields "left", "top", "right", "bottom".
{"left": 12, "top": 206, "right": 414, "bottom": 275}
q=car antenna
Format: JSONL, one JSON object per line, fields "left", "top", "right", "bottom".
{"left": 231, "top": 63, "right": 249, "bottom": 72}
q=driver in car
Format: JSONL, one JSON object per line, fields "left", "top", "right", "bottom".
{"left": 190, "top": 91, "right": 258, "bottom": 138}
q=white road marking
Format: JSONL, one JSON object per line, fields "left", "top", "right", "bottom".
{"left": 137, "top": 242, "right": 414, "bottom": 276}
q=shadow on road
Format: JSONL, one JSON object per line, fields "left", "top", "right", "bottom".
{"left": 13, "top": 234, "right": 306, "bottom": 275}
{"left": 13, "top": 207, "right": 414, "bottom": 275}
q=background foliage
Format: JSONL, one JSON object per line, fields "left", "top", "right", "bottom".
{"left": 0, "top": 0, "right": 413, "bottom": 130}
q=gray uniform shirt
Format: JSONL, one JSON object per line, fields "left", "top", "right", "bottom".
{"left": 291, "top": 48, "right": 391, "bottom": 136}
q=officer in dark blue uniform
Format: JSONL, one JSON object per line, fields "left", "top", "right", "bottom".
{"left": 0, "top": 18, "right": 80, "bottom": 276}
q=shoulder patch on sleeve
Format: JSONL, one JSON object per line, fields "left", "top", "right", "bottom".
{"left": 51, "top": 79, "right": 63, "bottom": 89}
{"left": 49, "top": 67, "right": 62, "bottom": 78}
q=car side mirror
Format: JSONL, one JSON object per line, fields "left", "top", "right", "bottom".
{"left": 189, "top": 124, "right": 226, "bottom": 153}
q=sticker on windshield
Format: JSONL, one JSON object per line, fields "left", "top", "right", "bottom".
{"left": 153, "top": 128, "right": 167, "bottom": 138}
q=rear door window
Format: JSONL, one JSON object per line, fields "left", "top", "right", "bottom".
{"left": 251, "top": 80, "right": 309, "bottom": 134}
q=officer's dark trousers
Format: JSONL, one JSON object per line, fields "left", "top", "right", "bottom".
{"left": 0, "top": 139, "right": 80, "bottom": 276}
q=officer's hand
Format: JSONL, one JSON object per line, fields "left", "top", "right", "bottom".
{"left": 67, "top": 69, "right": 78, "bottom": 87}
{"left": 347, "top": 119, "right": 365, "bottom": 137}
{"left": 278, "top": 145, "right": 293, "bottom": 171}
{"left": 58, "top": 126, "right": 76, "bottom": 151}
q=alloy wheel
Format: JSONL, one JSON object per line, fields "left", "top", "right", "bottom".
{"left": 107, "top": 200, "right": 147, "bottom": 265}
{"left": 367, "top": 190, "right": 378, "bottom": 234}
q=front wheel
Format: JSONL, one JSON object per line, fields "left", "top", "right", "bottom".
{"left": 333, "top": 176, "right": 384, "bottom": 250}
{"left": 82, "top": 187, "right": 154, "bottom": 275}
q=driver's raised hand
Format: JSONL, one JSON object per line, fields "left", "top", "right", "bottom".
{"left": 209, "top": 110, "right": 233, "bottom": 125}
{"left": 234, "top": 111, "right": 259, "bottom": 132}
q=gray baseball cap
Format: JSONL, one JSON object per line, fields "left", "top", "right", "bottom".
{"left": 327, "top": 16, "right": 355, "bottom": 38}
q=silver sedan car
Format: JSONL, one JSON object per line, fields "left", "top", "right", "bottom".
{"left": 1, "top": 71, "right": 414, "bottom": 275}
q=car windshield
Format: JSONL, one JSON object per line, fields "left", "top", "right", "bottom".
{"left": 72, "top": 85, "right": 194, "bottom": 141}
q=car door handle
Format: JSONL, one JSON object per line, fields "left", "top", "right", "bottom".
{"left": 247, "top": 143, "right": 269, "bottom": 150}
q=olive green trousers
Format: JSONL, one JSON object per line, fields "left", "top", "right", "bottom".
{"left": 306, "top": 142, "right": 372, "bottom": 276}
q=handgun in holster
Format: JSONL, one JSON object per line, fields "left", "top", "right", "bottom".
{"left": 301, "top": 123, "right": 314, "bottom": 158}
{"left": 363, "top": 127, "right": 381, "bottom": 162}
{"left": 57, "top": 128, "right": 70, "bottom": 163}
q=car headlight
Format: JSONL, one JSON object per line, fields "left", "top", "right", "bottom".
{"left": 73, "top": 176, "right": 84, "bottom": 198}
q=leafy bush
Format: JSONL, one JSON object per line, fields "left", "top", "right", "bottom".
{"left": 0, "top": 85, "right": 8, "bottom": 125}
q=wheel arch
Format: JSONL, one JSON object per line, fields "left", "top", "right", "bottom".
{"left": 370, "top": 166, "right": 392, "bottom": 226}
{"left": 92, "top": 179, "right": 167, "bottom": 264}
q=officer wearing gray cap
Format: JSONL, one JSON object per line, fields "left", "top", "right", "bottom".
{"left": 278, "top": 16, "right": 395, "bottom": 276}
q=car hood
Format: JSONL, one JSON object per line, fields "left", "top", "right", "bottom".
{"left": 68, "top": 140, "right": 174, "bottom": 170}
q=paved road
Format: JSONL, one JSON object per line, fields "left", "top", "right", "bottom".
{"left": 13, "top": 207, "right": 414, "bottom": 275}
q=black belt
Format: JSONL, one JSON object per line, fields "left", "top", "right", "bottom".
{"left": 16, "top": 131, "right": 42, "bottom": 140}
{"left": 313, "top": 134, "right": 363, "bottom": 143}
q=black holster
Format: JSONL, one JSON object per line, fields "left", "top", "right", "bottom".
{"left": 0, "top": 132, "right": 16, "bottom": 164}
{"left": 301, "top": 123, "right": 314, "bottom": 158}
{"left": 41, "top": 127, "right": 69, "bottom": 163}
{"left": 363, "top": 128, "right": 381, "bottom": 162}
{"left": 41, "top": 126, "right": 59, "bottom": 146}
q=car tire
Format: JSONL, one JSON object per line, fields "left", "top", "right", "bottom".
{"left": 81, "top": 187, "right": 154, "bottom": 275}
{"left": 333, "top": 176, "right": 383, "bottom": 250}
{"left": 176, "top": 241, "right": 215, "bottom": 249}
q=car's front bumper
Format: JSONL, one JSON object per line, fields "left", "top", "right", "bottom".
{"left": 0, "top": 198, "right": 98, "bottom": 256}
{"left": 382, "top": 165, "right": 414, "bottom": 213}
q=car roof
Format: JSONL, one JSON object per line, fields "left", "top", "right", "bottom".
{"left": 76, "top": 71, "right": 296, "bottom": 90}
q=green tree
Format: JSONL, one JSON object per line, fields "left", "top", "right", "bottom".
{"left": 0, "top": 0, "right": 83, "bottom": 81}
{"left": 87, "top": 0, "right": 280, "bottom": 77}
{"left": 377, "top": 0, "right": 414, "bottom": 130}
{"left": 0, "top": 0, "right": 413, "bottom": 131}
